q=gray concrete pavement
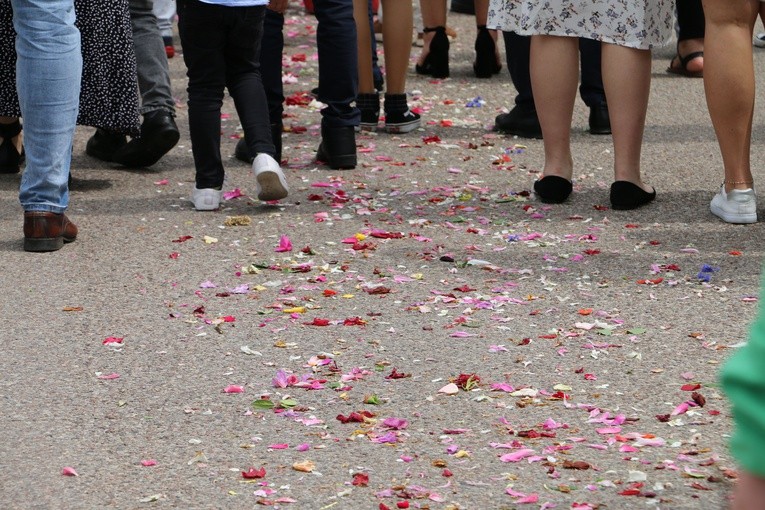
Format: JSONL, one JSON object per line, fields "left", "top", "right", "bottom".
{"left": 2, "top": 9, "right": 763, "bottom": 509}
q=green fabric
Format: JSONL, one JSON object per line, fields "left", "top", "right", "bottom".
{"left": 722, "top": 285, "right": 765, "bottom": 478}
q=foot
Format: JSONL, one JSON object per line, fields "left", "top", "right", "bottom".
{"left": 234, "top": 123, "right": 283, "bottom": 165}
{"left": 85, "top": 129, "right": 127, "bottom": 162}
{"left": 534, "top": 175, "right": 573, "bottom": 204}
{"left": 253, "top": 153, "right": 289, "bottom": 201}
{"left": 493, "top": 104, "right": 542, "bottom": 139}
{"left": 710, "top": 185, "right": 757, "bottom": 224}
{"left": 588, "top": 103, "right": 611, "bottom": 135}
{"left": 416, "top": 26, "right": 449, "bottom": 78}
{"left": 111, "top": 110, "right": 180, "bottom": 168}
{"left": 0, "top": 119, "right": 24, "bottom": 173}
{"left": 668, "top": 38, "right": 704, "bottom": 77}
{"left": 316, "top": 126, "right": 357, "bottom": 169}
{"left": 23, "top": 211, "right": 78, "bottom": 252}
{"left": 610, "top": 181, "right": 656, "bottom": 210}
{"left": 192, "top": 186, "right": 223, "bottom": 211}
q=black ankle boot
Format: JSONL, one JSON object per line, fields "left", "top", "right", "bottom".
{"left": 316, "top": 126, "right": 356, "bottom": 169}
{"left": 85, "top": 128, "right": 127, "bottom": 162}
{"left": 235, "top": 122, "right": 283, "bottom": 164}
{"left": 111, "top": 109, "right": 180, "bottom": 168}
{"left": 0, "top": 120, "right": 24, "bottom": 174}
{"left": 473, "top": 26, "right": 501, "bottom": 78}
{"left": 416, "top": 26, "right": 449, "bottom": 79}
{"left": 384, "top": 94, "right": 421, "bottom": 134}
{"left": 357, "top": 93, "right": 380, "bottom": 131}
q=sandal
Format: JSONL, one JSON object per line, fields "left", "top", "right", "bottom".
{"left": 667, "top": 47, "right": 703, "bottom": 78}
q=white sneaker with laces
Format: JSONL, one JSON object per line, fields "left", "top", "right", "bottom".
{"left": 755, "top": 33, "right": 765, "bottom": 48}
{"left": 710, "top": 185, "right": 757, "bottom": 224}
{"left": 192, "top": 186, "right": 223, "bottom": 211}
{"left": 253, "top": 153, "right": 289, "bottom": 201}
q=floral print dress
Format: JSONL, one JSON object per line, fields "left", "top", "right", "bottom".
{"left": 487, "top": 0, "right": 674, "bottom": 50}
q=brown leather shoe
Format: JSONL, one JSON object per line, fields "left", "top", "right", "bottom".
{"left": 23, "top": 212, "right": 78, "bottom": 252}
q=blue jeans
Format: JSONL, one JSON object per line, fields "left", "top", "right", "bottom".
{"left": 14, "top": 0, "right": 82, "bottom": 214}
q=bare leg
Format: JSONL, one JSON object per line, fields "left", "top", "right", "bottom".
{"left": 353, "top": 0, "right": 375, "bottom": 94}
{"left": 601, "top": 44, "right": 652, "bottom": 190}
{"left": 702, "top": 0, "right": 759, "bottom": 192}
{"left": 417, "top": 0, "right": 446, "bottom": 66}
{"left": 381, "top": 0, "right": 413, "bottom": 94}
{"left": 530, "top": 35, "right": 578, "bottom": 179}
{"left": 732, "top": 472, "right": 765, "bottom": 510}
{"left": 474, "top": 0, "right": 500, "bottom": 65}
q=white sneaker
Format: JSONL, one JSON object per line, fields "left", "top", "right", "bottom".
{"left": 710, "top": 185, "right": 757, "bottom": 224}
{"left": 755, "top": 33, "right": 765, "bottom": 48}
{"left": 252, "top": 153, "right": 289, "bottom": 201}
{"left": 192, "top": 186, "right": 222, "bottom": 211}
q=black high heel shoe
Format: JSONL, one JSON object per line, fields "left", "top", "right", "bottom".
{"left": 416, "top": 26, "right": 449, "bottom": 79}
{"left": 473, "top": 25, "right": 501, "bottom": 78}
{"left": 0, "top": 119, "right": 24, "bottom": 174}
{"left": 534, "top": 175, "right": 573, "bottom": 204}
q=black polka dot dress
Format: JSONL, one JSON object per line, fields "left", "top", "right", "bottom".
{"left": 0, "top": 0, "right": 140, "bottom": 136}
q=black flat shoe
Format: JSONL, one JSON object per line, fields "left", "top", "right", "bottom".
{"left": 534, "top": 175, "right": 573, "bottom": 204}
{"left": 610, "top": 181, "right": 656, "bottom": 210}
{"left": 416, "top": 26, "right": 449, "bottom": 79}
{"left": 85, "top": 128, "right": 127, "bottom": 162}
{"left": 473, "top": 26, "right": 501, "bottom": 78}
{"left": 0, "top": 119, "right": 24, "bottom": 174}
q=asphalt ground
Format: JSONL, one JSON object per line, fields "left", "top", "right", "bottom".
{"left": 2, "top": 8, "right": 764, "bottom": 510}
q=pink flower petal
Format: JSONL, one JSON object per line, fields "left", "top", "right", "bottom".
{"left": 102, "top": 337, "right": 124, "bottom": 345}
{"left": 275, "top": 235, "right": 293, "bottom": 252}
{"left": 141, "top": 459, "right": 157, "bottom": 467}
{"left": 61, "top": 467, "right": 78, "bottom": 476}
{"left": 500, "top": 449, "right": 535, "bottom": 462}
{"left": 223, "top": 385, "right": 244, "bottom": 393}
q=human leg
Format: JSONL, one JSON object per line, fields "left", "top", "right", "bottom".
{"left": 178, "top": 0, "right": 227, "bottom": 193}
{"left": 601, "top": 43, "right": 655, "bottom": 209}
{"left": 530, "top": 34, "right": 578, "bottom": 203}
{"left": 702, "top": 0, "right": 760, "bottom": 223}
{"left": 473, "top": 0, "right": 500, "bottom": 77}
{"left": 12, "top": 0, "right": 81, "bottom": 250}
{"left": 108, "top": 0, "right": 179, "bottom": 167}
{"left": 380, "top": 0, "right": 419, "bottom": 133}
{"left": 354, "top": 0, "right": 380, "bottom": 130}
{"left": 578, "top": 38, "right": 611, "bottom": 135}
{"left": 314, "top": 0, "right": 359, "bottom": 169}
{"left": 416, "top": 0, "right": 449, "bottom": 78}
{"left": 669, "top": 0, "right": 705, "bottom": 76}
{"left": 225, "top": 5, "right": 287, "bottom": 201}
{"left": 493, "top": 32, "right": 541, "bottom": 138}
{"left": 235, "top": 9, "right": 285, "bottom": 164}
{"left": 0, "top": 116, "right": 23, "bottom": 174}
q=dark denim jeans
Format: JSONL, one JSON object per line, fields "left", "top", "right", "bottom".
{"left": 313, "top": 0, "right": 359, "bottom": 128}
{"left": 503, "top": 32, "right": 605, "bottom": 109}
{"left": 178, "top": 0, "right": 272, "bottom": 188}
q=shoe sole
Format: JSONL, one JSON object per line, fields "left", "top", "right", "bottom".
{"left": 494, "top": 127, "right": 543, "bottom": 139}
{"left": 112, "top": 128, "right": 180, "bottom": 168}
{"left": 256, "top": 170, "right": 289, "bottom": 201}
{"left": 710, "top": 205, "right": 757, "bottom": 224}
{"left": 385, "top": 120, "right": 421, "bottom": 134}
{"left": 24, "top": 235, "right": 75, "bottom": 252}
{"left": 359, "top": 122, "right": 378, "bottom": 132}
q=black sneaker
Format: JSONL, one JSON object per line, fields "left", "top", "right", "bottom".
{"left": 384, "top": 109, "right": 421, "bottom": 134}
{"left": 493, "top": 104, "right": 542, "bottom": 139}
{"left": 357, "top": 93, "right": 380, "bottom": 131}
